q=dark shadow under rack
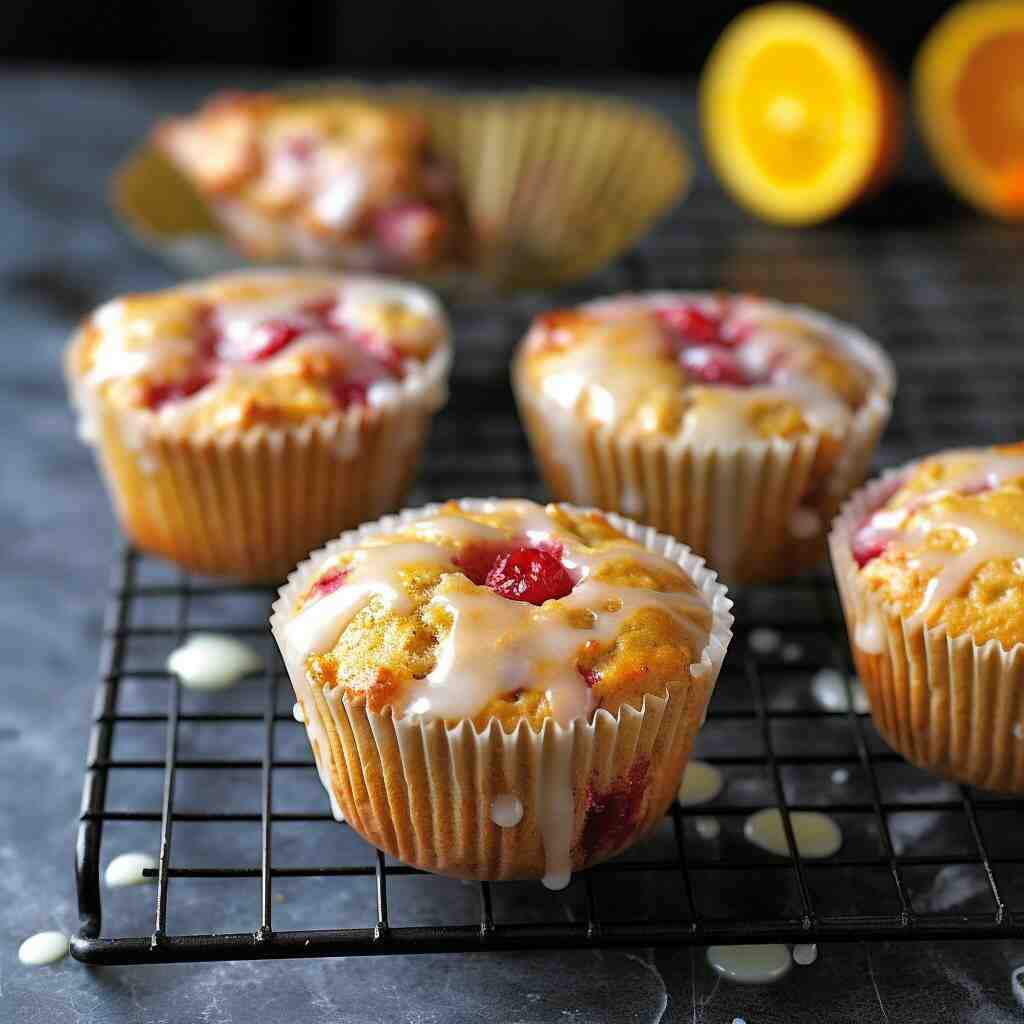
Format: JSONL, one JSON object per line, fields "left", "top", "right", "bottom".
{"left": 73, "top": 187, "right": 1024, "bottom": 965}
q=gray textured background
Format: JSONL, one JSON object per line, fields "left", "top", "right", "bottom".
{"left": 4, "top": 68, "right": 1024, "bottom": 1023}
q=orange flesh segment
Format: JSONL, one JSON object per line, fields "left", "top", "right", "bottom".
{"left": 954, "top": 30, "right": 1024, "bottom": 210}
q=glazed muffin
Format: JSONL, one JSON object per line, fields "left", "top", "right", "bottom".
{"left": 513, "top": 291, "right": 894, "bottom": 584}
{"left": 66, "top": 269, "right": 451, "bottom": 580}
{"left": 154, "top": 91, "right": 466, "bottom": 272}
{"left": 831, "top": 443, "right": 1024, "bottom": 791}
{"left": 271, "top": 498, "right": 732, "bottom": 884}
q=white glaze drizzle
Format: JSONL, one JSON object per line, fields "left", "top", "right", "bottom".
{"left": 105, "top": 852, "right": 158, "bottom": 887}
{"left": 287, "top": 503, "right": 711, "bottom": 727}
{"left": 166, "top": 633, "right": 262, "bottom": 691}
{"left": 18, "top": 931, "right": 69, "bottom": 966}
{"left": 811, "top": 669, "right": 869, "bottom": 713}
{"left": 75, "top": 275, "right": 444, "bottom": 439}
{"left": 748, "top": 627, "right": 781, "bottom": 654}
{"left": 677, "top": 760, "right": 724, "bottom": 806}
{"left": 853, "top": 451, "right": 1024, "bottom": 651}
{"left": 534, "top": 294, "right": 857, "bottom": 445}
{"left": 707, "top": 944, "right": 793, "bottom": 984}
{"left": 539, "top": 730, "right": 575, "bottom": 891}
{"left": 793, "top": 943, "right": 818, "bottom": 966}
{"left": 744, "top": 808, "right": 842, "bottom": 859}
{"left": 292, "top": 701, "right": 306, "bottom": 723}
{"left": 490, "top": 794, "right": 524, "bottom": 828}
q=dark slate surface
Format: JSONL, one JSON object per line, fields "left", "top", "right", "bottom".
{"left": 4, "top": 66, "right": 1024, "bottom": 1023}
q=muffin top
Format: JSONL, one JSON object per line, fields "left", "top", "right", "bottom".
{"left": 516, "top": 292, "right": 874, "bottom": 443}
{"left": 851, "top": 443, "right": 1024, "bottom": 648}
{"left": 154, "top": 90, "right": 462, "bottom": 269}
{"left": 282, "top": 499, "right": 714, "bottom": 729}
{"left": 68, "top": 270, "right": 448, "bottom": 436}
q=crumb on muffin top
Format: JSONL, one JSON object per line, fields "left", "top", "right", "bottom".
{"left": 154, "top": 90, "right": 462, "bottom": 270}
{"left": 67, "top": 270, "right": 448, "bottom": 434}
{"left": 515, "top": 293, "right": 873, "bottom": 443}
{"left": 282, "top": 499, "right": 714, "bottom": 729}
{"left": 851, "top": 443, "right": 1024, "bottom": 648}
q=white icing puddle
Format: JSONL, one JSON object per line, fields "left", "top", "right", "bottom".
{"left": 292, "top": 702, "right": 306, "bottom": 723}
{"left": 167, "top": 633, "right": 262, "bottom": 691}
{"left": 793, "top": 943, "right": 818, "bottom": 966}
{"left": 707, "top": 943, "right": 793, "bottom": 983}
{"left": 677, "top": 760, "right": 724, "bottom": 806}
{"left": 695, "top": 816, "right": 721, "bottom": 840}
{"left": 105, "top": 852, "right": 157, "bottom": 887}
{"left": 748, "top": 628, "right": 781, "bottom": 655}
{"left": 18, "top": 931, "right": 69, "bottom": 966}
{"left": 490, "top": 794, "right": 524, "bottom": 828}
{"left": 744, "top": 808, "right": 842, "bottom": 859}
{"left": 854, "top": 613, "right": 885, "bottom": 655}
{"left": 1012, "top": 965, "right": 1024, "bottom": 1009}
{"left": 811, "top": 669, "right": 869, "bottom": 713}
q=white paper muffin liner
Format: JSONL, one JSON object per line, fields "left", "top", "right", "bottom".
{"left": 512, "top": 295, "right": 895, "bottom": 585}
{"left": 829, "top": 468, "right": 1024, "bottom": 793}
{"left": 269, "top": 499, "right": 733, "bottom": 883}
{"left": 66, "top": 304, "right": 451, "bottom": 582}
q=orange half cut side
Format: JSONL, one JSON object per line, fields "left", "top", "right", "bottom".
{"left": 915, "top": 0, "right": 1024, "bottom": 219}
{"left": 700, "top": 3, "right": 903, "bottom": 226}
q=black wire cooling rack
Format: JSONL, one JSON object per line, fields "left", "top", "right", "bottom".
{"left": 72, "top": 182, "right": 1024, "bottom": 965}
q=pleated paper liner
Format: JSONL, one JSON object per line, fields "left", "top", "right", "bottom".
{"left": 270, "top": 500, "right": 733, "bottom": 883}
{"left": 512, "top": 296, "right": 896, "bottom": 586}
{"left": 830, "top": 470, "right": 1024, "bottom": 793}
{"left": 113, "top": 85, "right": 691, "bottom": 294}
{"left": 65, "top": 334, "right": 451, "bottom": 582}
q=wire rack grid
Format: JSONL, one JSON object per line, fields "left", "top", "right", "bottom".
{"left": 72, "top": 186, "right": 1024, "bottom": 965}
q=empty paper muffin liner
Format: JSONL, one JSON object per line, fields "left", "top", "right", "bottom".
{"left": 513, "top": 298, "right": 895, "bottom": 585}
{"left": 114, "top": 85, "right": 690, "bottom": 294}
{"left": 269, "top": 500, "right": 733, "bottom": 883}
{"left": 830, "top": 470, "right": 1024, "bottom": 793}
{"left": 65, "top": 337, "right": 451, "bottom": 582}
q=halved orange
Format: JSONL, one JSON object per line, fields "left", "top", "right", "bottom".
{"left": 915, "top": 0, "right": 1024, "bottom": 219}
{"left": 700, "top": 3, "right": 903, "bottom": 225}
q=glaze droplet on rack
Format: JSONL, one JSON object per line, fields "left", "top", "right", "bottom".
{"left": 18, "top": 931, "right": 69, "bottom": 966}
{"left": 677, "top": 760, "right": 724, "bottom": 806}
{"left": 707, "top": 943, "right": 793, "bottom": 983}
{"left": 166, "top": 633, "right": 262, "bottom": 691}
{"left": 744, "top": 808, "right": 842, "bottom": 859}
{"left": 105, "top": 852, "right": 157, "bottom": 888}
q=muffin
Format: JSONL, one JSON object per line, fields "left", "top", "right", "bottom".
{"left": 154, "top": 90, "right": 467, "bottom": 272}
{"left": 830, "top": 443, "right": 1024, "bottom": 791}
{"left": 270, "top": 498, "right": 732, "bottom": 884}
{"left": 513, "top": 291, "right": 895, "bottom": 584}
{"left": 66, "top": 269, "right": 451, "bottom": 580}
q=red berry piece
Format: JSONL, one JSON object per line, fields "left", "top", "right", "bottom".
{"left": 578, "top": 664, "right": 600, "bottom": 688}
{"left": 484, "top": 547, "right": 574, "bottom": 605}
{"left": 329, "top": 379, "right": 370, "bottom": 408}
{"left": 374, "top": 202, "right": 447, "bottom": 267}
{"left": 354, "top": 331, "right": 404, "bottom": 378}
{"left": 851, "top": 519, "right": 897, "bottom": 567}
{"left": 145, "top": 371, "right": 215, "bottom": 410}
{"left": 680, "top": 346, "right": 748, "bottom": 386}
{"left": 301, "top": 295, "right": 340, "bottom": 323}
{"left": 656, "top": 304, "right": 723, "bottom": 346}
{"left": 453, "top": 542, "right": 512, "bottom": 585}
{"left": 308, "top": 565, "right": 348, "bottom": 602}
{"left": 242, "top": 319, "right": 305, "bottom": 361}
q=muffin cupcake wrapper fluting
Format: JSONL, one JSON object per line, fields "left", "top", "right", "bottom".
{"left": 829, "top": 470, "right": 1024, "bottom": 793}
{"left": 513, "top": 298, "right": 895, "bottom": 586}
{"left": 66, "top": 335, "right": 451, "bottom": 582}
{"left": 269, "top": 500, "right": 733, "bottom": 883}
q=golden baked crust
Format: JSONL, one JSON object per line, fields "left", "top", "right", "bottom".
{"left": 67, "top": 270, "right": 447, "bottom": 434}
{"left": 154, "top": 90, "right": 465, "bottom": 270}
{"left": 286, "top": 500, "right": 713, "bottom": 729}
{"left": 854, "top": 442, "right": 1024, "bottom": 648}
{"left": 516, "top": 293, "right": 870, "bottom": 443}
